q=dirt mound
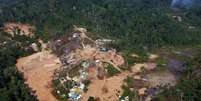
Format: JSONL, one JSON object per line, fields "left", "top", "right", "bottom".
{"left": 16, "top": 52, "right": 61, "bottom": 101}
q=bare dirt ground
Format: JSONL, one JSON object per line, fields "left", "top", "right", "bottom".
{"left": 16, "top": 52, "right": 61, "bottom": 101}
{"left": 81, "top": 69, "right": 177, "bottom": 101}
{"left": 3, "top": 22, "right": 35, "bottom": 37}
{"left": 81, "top": 72, "right": 131, "bottom": 101}
{"left": 15, "top": 49, "right": 176, "bottom": 101}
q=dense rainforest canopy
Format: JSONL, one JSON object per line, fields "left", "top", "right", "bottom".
{"left": 0, "top": 0, "right": 201, "bottom": 101}
{"left": 1, "top": 0, "right": 201, "bottom": 50}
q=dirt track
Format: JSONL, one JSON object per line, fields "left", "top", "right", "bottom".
{"left": 16, "top": 52, "right": 61, "bottom": 101}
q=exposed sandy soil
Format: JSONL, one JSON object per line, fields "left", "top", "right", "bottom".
{"left": 15, "top": 50, "right": 176, "bottom": 101}
{"left": 81, "top": 72, "right": 131, "bottom": 101}
{"left": 94, "top": 50, "right": 125, "bottom": 67}
{"left": 131, "top": 62, "right": 157, "bottom": 74}
{"left": 73, "top": 46, "right": 124, "bottom": 71}
{"left": 15, "top": 49, "right": 176, "bottom": 101}
{"left": 16, "top": 52, "right": 61, "bottom": 101}
{"left": 3, "top": 22, "right": 35, "bottom": 37}
{"left": 148, "top": 54, "right": 159, "bottom": 60}
{"left": 81, "top": 69, "right": 177, "bottom": 101}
